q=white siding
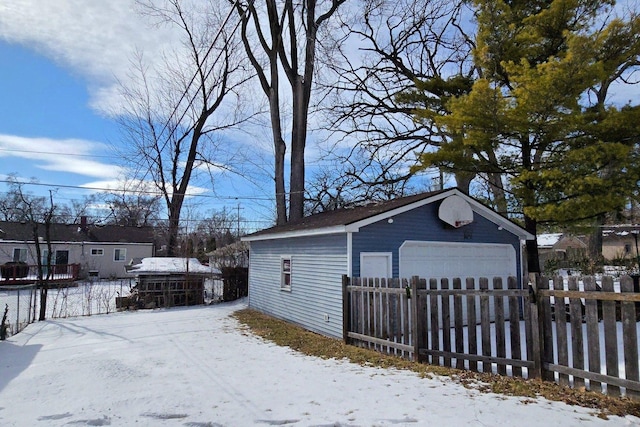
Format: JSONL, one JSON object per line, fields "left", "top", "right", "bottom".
{"left": 0, "top": 241, "right": 153, "bottom": 279}
{"left": 248, "top": 235, "right": 348, "bottom": 338}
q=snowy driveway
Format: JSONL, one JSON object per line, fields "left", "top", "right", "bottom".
{"left": 0, "top": 300, "right": 638, "bottom": 426}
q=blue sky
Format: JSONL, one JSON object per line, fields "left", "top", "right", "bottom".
{"left": 0, "top": 1, "right": 276, "bottom": 228}
{"left": 0, "top": 42, "right": 120, "bottom": 187}
{"left": 1, "top": 1, "right": 637, "bottom": 230}
{"left": 0, "top": 41, "right": 127, "bottom": 211}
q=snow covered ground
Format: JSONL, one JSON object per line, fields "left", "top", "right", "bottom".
{"left": 0, "top": 300, "right": 638, "bottom": 426}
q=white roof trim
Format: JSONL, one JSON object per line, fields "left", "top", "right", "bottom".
{"left": 242, "top": 188, "right": 534, "bottom": 242}
{"left": 242, "top": 225, "right": 347, "bottom": 242}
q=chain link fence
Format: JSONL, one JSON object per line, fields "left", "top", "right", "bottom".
{"left": 1, "top": 276, "right": 230, "bottom": 339}
{"left": 0, "top": 284, "right": 37, "bottom": 337}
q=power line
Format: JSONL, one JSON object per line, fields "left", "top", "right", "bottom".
{"left": 0, "top": 178, "right": 306, "bottom": 200}
{"left": 0, "top": 148, "right": 116, "bottom": 159}
{"left": 0, "top": 146, "right": 348, "bottom": 168}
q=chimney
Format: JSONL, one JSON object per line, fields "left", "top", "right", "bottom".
{"left": 80, "top": 216, "right": 88, "bottom": 232}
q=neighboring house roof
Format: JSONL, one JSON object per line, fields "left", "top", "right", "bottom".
{"left": 538, "top": 233, "right": 588, "bottom": 251}
{"left": 126, "top": 257, "right": 220, "bottom": 275}
{"left": 0, "top": 221, "right": 156, "bottom": 244}
{"left": 537, "top": 233, "right": 563, "bottom": 249}
{"left": 243, "top": 188, "right": 534, "bottom": 242}
{"left": 602, "top": 224, "right": 640, "bottom": 239}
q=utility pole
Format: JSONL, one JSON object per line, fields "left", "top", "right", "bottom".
{"left": 236, "top": 202, "right": 241, "bottom": 242}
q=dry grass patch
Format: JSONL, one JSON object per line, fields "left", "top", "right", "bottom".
{"left": 233, "top": 308, "right": 640, "bottom": 419}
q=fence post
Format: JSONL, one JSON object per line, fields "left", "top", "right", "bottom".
{"left": 527, "top": 273, "right": 543, "bottom": 379}
{"left": 342, "top": 275, "right": 350, "bottom": 345}
{"left": 16, "top": 287, "right": 20, "bottom": 332}
{"left": 534, "top": 273, "right": 554, "bottom": 381}
{"left": 411, "top": 275, "right": 423, "bottom": 362}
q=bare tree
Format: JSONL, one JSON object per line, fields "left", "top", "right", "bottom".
{"left": 234, "top": 0, "right": 347, "bottom": 225}
{"left": 320, "top": 0, "right": 477, "bottom": 195}
{"left": 195, "top": 207, "right": 241, "bottom": 247}
{"left": 5, "top": 179, "right": 56, "bottom": 321}
{"left": 0, "top": 186, "right": 22, "bottom": 221}
{"left": 101, "top": 190, "right": 161, "bottom": 227}
{"left": 117, "top": 0, "right": 251, "bottom": 255}
{"left": 56, "top": 195, "right": 98, "bottom": 224}
{"left": 304, "top": 152, "right": 424, "bottom": 215}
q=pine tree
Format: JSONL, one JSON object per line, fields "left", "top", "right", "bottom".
{"left": 410, "top": 0, "right": 640, "bottom": 272}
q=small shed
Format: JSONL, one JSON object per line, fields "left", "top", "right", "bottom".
{"left": 242, "top": 188, "right": 533, "bottom": 338}
{"left": 126, "top": 257, "right": 220, "bottom": 308}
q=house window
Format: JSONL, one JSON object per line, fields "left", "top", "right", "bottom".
{"left": 114, "top": 248, "right": 127, "bottom": 262}
{"left": 12, "top": 248, "right": 27, "bottom": 262}
{"left": 281, "top": 257, "right": 291, "bottom": 291}
{"left": 91, "top": 248, "right": 104, "bottom": 256}
{"left": 625, "top": 244, "right": 632, "bottom": 254}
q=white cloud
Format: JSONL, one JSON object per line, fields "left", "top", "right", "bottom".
{"left": 0, "top": 0, "right": 181, "bottom": 114}
{"left": 80, "top": 179, "right": 210, "bottom": 197}
{"left": 0, "top": 134, "right": 124, "bottom": 179}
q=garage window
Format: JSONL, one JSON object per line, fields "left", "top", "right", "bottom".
{"left": 281, "top": 257, "right": 292, "bottom": 291}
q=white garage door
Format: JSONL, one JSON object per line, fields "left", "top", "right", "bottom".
{"left": 399, "top": 241, "right": 516, "bottom": 281}
{"left": 400, "top": 241, "right": 517, "bottom": 327}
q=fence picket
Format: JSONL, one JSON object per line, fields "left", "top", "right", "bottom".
{"left": 602, "top": 276, "right": 620, "bottom": 397}
{"left": 402, "top": 278, "right": 411, "bottom": 359}
{"left": 494, "top": 277, "right": 507, "bottom": 376}
{"left": 508, "top": 277, "right": 522, "bottom": 377}
{"left": 555, "top": 276, "right": 570, "bottom": 387}
{"left": 539, "top": 276, "right": 555, "bottom": 382}
{"left": 441, "top": 278, "right": 452, "bottom": 367}
{"left": 418, "top": 278, "right": 428, "bottom": 361}
{"left": 411, "top": 276, "right": 426, "bottom": 362}
{"left": 526, "top": 276, "right": 541, "bottom": 379}
{"left": 390, "top": 279, "right": 400, "bottom": 355}
{"left": 429, "top": 278, "right": 439, "bottom": 365}
{"left": 583, "top": 277, "right": 602, "bottom": 393}
{"left": 480, "top": 278, "right": 491, "bottom": 373}
{"left": 368, "top": 278, "right": 375, "bottom": 350}
{"left": 380, "top": 278, "right": 388, "bottom": 353}
{"left": 466, "top": 277, "right": 478, "bottom": 372}
{"left": 453, "top": 278, "right": 465, "bottom": 370}
{"left": 621, "top": 276, "right": 639, "bottom": 400}
{"left": 568, "top": 276, "right": 585, "bottom": 389}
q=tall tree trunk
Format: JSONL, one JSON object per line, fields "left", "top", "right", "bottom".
{"left": 289, "top": 77, "right": 309, "bottom": 223}
{"left": 524, "top": 215, "right": 540, "bottom": 274}
{"left": 270, "top": 88, "right": 288, "bottom": 225}
{"left": 454, "top": 171, "right": 474, "bottom": 193}
{"left": 521, "top": 135, "right": 540, "bottom": 273}
{"left": 167, "top": 204, "right": 182, "bottom": 257}
{"left": 588, "top": 213, "right": 605, "bottom": 262}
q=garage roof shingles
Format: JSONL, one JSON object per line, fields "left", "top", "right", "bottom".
{"left": 247, "top": 190, "right": 447, "bottom": 238}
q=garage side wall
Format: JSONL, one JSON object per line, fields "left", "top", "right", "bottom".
{"left": 352, "top": 203, "right": 522, "bottom": 282}
{"left": 248, "top": 234, "right": 348, "bottom": 338}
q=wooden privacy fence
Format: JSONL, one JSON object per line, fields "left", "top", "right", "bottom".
{"left": 342, "top": 274, "right": 640, "bottom": 399}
